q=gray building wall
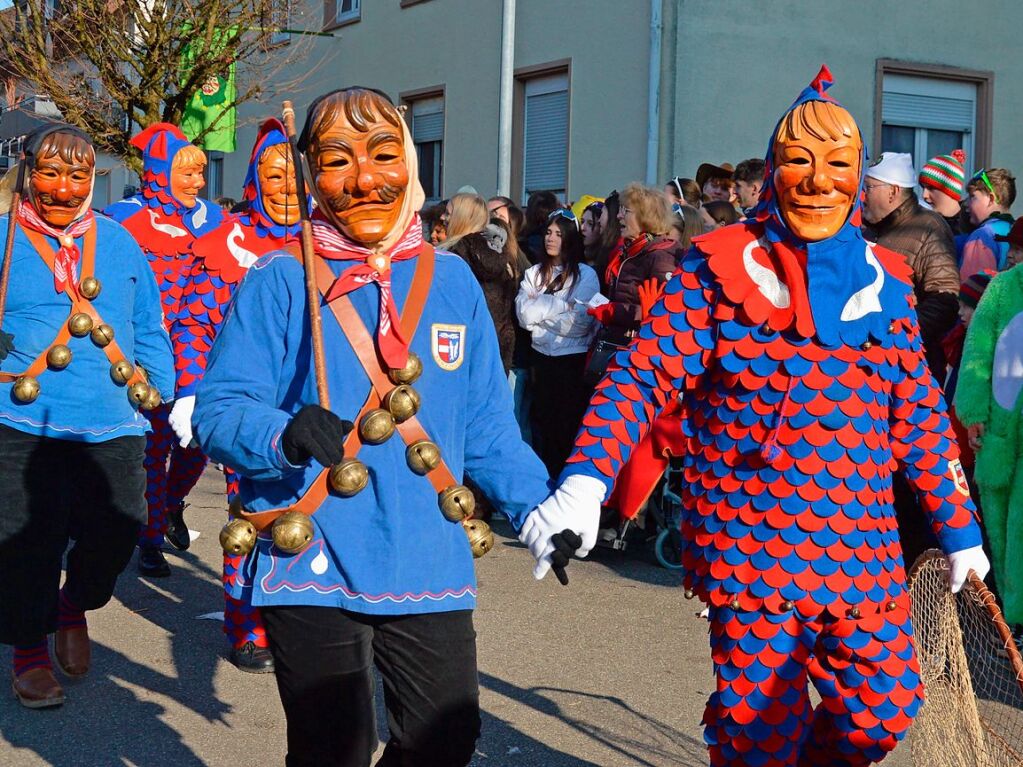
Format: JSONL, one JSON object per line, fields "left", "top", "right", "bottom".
{"left": 18, "top": 0, "right": 1005, "bottom": 213}
{"left": 224, "top": 0, "right": 656, "bottom": 204}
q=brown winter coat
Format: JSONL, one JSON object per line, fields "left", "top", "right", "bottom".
{"left": 448, "top": 232, "right": 517, "bottom": 372}
{"left": 602, "top": 236, "right": 680, "bottom": 344}
{"left": 864, "top": 195, "right": 960, "bottom": 379}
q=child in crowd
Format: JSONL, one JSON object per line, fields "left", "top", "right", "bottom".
{"left": 942, "top": 270, "right": 997, "bottom": 472}
{"left": 959, "top": 167, "right": 1016, "bottom": 279}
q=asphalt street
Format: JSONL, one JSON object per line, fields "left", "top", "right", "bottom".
{"left": 0, "top": 469, "right": 914, "bottom": 766}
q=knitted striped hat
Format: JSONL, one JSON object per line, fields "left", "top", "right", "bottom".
{"left": 919, "top": 150, "right": 967, "bottom": 201}
{"left": 959, "top": 269, "right": 996, "bottom": 309}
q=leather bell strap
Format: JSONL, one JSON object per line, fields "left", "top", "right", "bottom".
{"left": 234, "top": 242, "right": 437, "bottom": 533}
{"left": 0, "top": 226, "right": 146, "bottom": 388}
{"left": 316, "top": 258, "right": 457, "bottom": 494}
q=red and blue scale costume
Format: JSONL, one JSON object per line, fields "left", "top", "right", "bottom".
{"left": 170, "top": 119, "right": 302, "bottom": 650}
{"left": 104, "top": 123, "right": 224, "bottom": 549}
{"left": 564, "top": 67, "right": 983, "bottom": 766}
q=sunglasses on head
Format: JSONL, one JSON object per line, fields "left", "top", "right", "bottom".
{"left": 548, "top": 208, "right": 579, "bottom": 229}
{"left": 972, "top": 169, "right": 1000, "bottom": 204}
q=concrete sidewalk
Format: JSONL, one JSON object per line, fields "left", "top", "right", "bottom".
{"left": 0, "top": 469, "right": 913, "bottom": 766}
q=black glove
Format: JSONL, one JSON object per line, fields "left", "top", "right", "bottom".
{"left": 281, "top": 405, "right": 353, "bottom": 467}
{"left": 0, "top": 331, "right": 14, "bottom": 363}
{"left": 549, "top": 529, "right": 583, "bottom": 586}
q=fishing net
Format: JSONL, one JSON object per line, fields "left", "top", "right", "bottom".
{"left": 908, "top": 549, "right": 1023, "bottom": 766}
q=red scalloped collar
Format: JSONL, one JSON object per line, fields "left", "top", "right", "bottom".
{"left": 696, "top": 222, "right": 815, "bottom": 337}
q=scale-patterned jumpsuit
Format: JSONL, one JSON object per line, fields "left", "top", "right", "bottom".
{"left": 170, "top": 119, "right": 300, "bottom": 651}
{"left": 104, "top": 123, "right": 224, "bottom": 550}
{"left": 565, "top": 221, "right": 982, "bottom": 767}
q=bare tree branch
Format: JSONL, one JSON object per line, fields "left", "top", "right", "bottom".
{"left": 0, "top": 0, "right": 320, "bottom": 174}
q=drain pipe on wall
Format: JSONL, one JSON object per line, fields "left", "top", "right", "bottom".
{"left": 645, "top": 0, "right": 662, "bottom": 185}
{"left": 497, "top": 0, "right": 516, "bottom": 197}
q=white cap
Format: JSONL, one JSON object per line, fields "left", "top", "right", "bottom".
{"left": 865, "top": 152, "right": 916, "bottom": 189}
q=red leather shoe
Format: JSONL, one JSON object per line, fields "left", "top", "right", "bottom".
{"left": 12, "top": 668, "right": 65, "bottom": 709}
{"left": 55, "top": 626, "right": 91, "bottom": 678}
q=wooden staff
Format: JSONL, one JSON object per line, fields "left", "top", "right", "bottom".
{"left": 0, "top": 157, "right": 27, "bottom": 334}
{"left": 281, "top": 100, "right": 330, "bottom": 409}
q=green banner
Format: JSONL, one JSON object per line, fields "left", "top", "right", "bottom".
{"left": 180, "top": 29, "right": 237, "bottom": 152}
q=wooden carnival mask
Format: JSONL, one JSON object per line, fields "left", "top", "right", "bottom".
{"left": 773, "top": 100, "right": 862, "bottom": 241}
{"left": 258, "top": 144, "right": 300, "bottom": 226}
{"left": 305, "top": 89, "right": 409, "bottom": 246}
{"left": 30, "top": 132, "right": 95, "bottom": 228}
{"left": 169, "top": 145, "right": 207, "bottom": 210}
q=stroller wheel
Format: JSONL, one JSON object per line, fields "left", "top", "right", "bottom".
{"left": 654, "top": 527, "right": 684, "bottom": 570}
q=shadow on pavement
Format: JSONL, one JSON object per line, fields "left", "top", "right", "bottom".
{"left": 0, "top": 639, "right": 211, "bottom": 766}
{"left": 479, "top": 672, "right": 706, "bottom": 766}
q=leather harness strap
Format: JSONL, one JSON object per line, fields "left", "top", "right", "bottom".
{"left": 314, "top": 254, "right": 457, "bottom": 494}
{"left": 236, "top": 242, "right": 440, "bottom": 532}
{"left": 0, "top": 225, "right": 146, "bottom": 388}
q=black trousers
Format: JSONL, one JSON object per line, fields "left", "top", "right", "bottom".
{"left": 262, "top": 606, "right": 481, "bottom": 767}
{"left": 0, "top": 424, "right": 146, "bottom": 645}
{"left": 530, "top": 351, "right": 589, "bottom": 476}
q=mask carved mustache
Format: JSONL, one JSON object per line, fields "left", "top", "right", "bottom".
{"left": 322, "top": 182, "right": 403, "bottom": 214}
{"left": 36, "top": 193, "right": 87, "bottom": 209}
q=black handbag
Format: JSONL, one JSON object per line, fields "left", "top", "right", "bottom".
{"left": 583, "top": 330, "right": 628, "bottom": 386}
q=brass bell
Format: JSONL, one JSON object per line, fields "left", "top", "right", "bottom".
{"left": 388, "top": 352, "right": 423, "bottom": 385}
{"left": 406, "top": 440, "right": 441, "bottom": 475}
{"left": 46, "top": 344, "right": 72, "bottom": 370}
{"left": 220, "top": 518, "right": 257, "bottom": 556}
{"left": 79, "top": 276, "right": 101, "bottom": 300}
{"left": 68, "top": 312, "right": 94, "bottom": 337}
{"left": 91, "top": 324, "right": 114, "bottom": 347}
{"left": 128, "top": 381, "right": 150, "bottom": 407}
{"left": 329, "top": 457, "right": 369, "bottom": 497}
{"left": 140, "top": 385, "right": 162, "bottom": 411}
{"left": 383, "top": 385, "right": 421, "bottom": 423}
{"left": 12, "top": 375, "right": 40, "bottom": 403}
{"left": 110, "top": 359, "right": 134, "bottom": 385}
{"left": 462, "top": 518, "right": 494, "bottom": 559}
{"left": 271, "top": 510, "right": 315, "bottom": 554}
{"left": 359, "top": 408, "right": 395, "bottom": 445}
{"left": 438, "top": 484, "right": 475, "bottom": 522}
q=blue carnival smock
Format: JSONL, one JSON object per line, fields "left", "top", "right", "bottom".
{"left": 0, "top": 214, "right": 174, "bottom": 442}
{"left": 194, "top": 247, "right": 551, "bottom": 615}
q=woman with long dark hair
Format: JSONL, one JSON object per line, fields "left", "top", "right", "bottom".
{"left": 580, "top": 199, "right": 605, "bottom": 267}
{"left": 515, "top": 211, "right": 600, "bottom": 474}
{"left": 592, "top": 190, "right": 622, "bottom": 291}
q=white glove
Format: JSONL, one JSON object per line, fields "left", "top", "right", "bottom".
{"left": 947, "top": 544, "right": 991, "bottom": 594}
{"left": 519, "top": 474, "right": 605, "bottom": 580}
{"left": 168, "top": 395, "right": 196, "bottom": 448}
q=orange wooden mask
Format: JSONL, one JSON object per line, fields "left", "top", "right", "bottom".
{"left": 170, "top": 145, "right": 207, "bottom": 209}
{"left": 773, "top": 100, "right": 862, "bottom": 241}
{"left": 30, "top": 133, "right": 94, "bottom": 228}
{"left": 306, "top": 92, "right": 409, "bottom": 246}
{"left": 258, "top": 144, "right": 300, "bottom": 226}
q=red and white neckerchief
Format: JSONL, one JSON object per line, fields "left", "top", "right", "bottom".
{"left": 311, "top": 211, "right": 424, "bottom": 369}
{"left": 18, "top": 200, "right": 95, "bottom": 299}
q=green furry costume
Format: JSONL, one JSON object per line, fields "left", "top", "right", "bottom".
{"left": 956, "top": 263, "right": 1023, "bottom": 624}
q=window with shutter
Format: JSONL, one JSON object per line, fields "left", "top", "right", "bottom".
{"left": 411, "top": 96, "right": 444, "bottom": 203}
{"left": 522, "top": 73, "right": 569, "bottom": 203}
{"left": 881, "top": 74, "right": 976, "bottom": 174}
